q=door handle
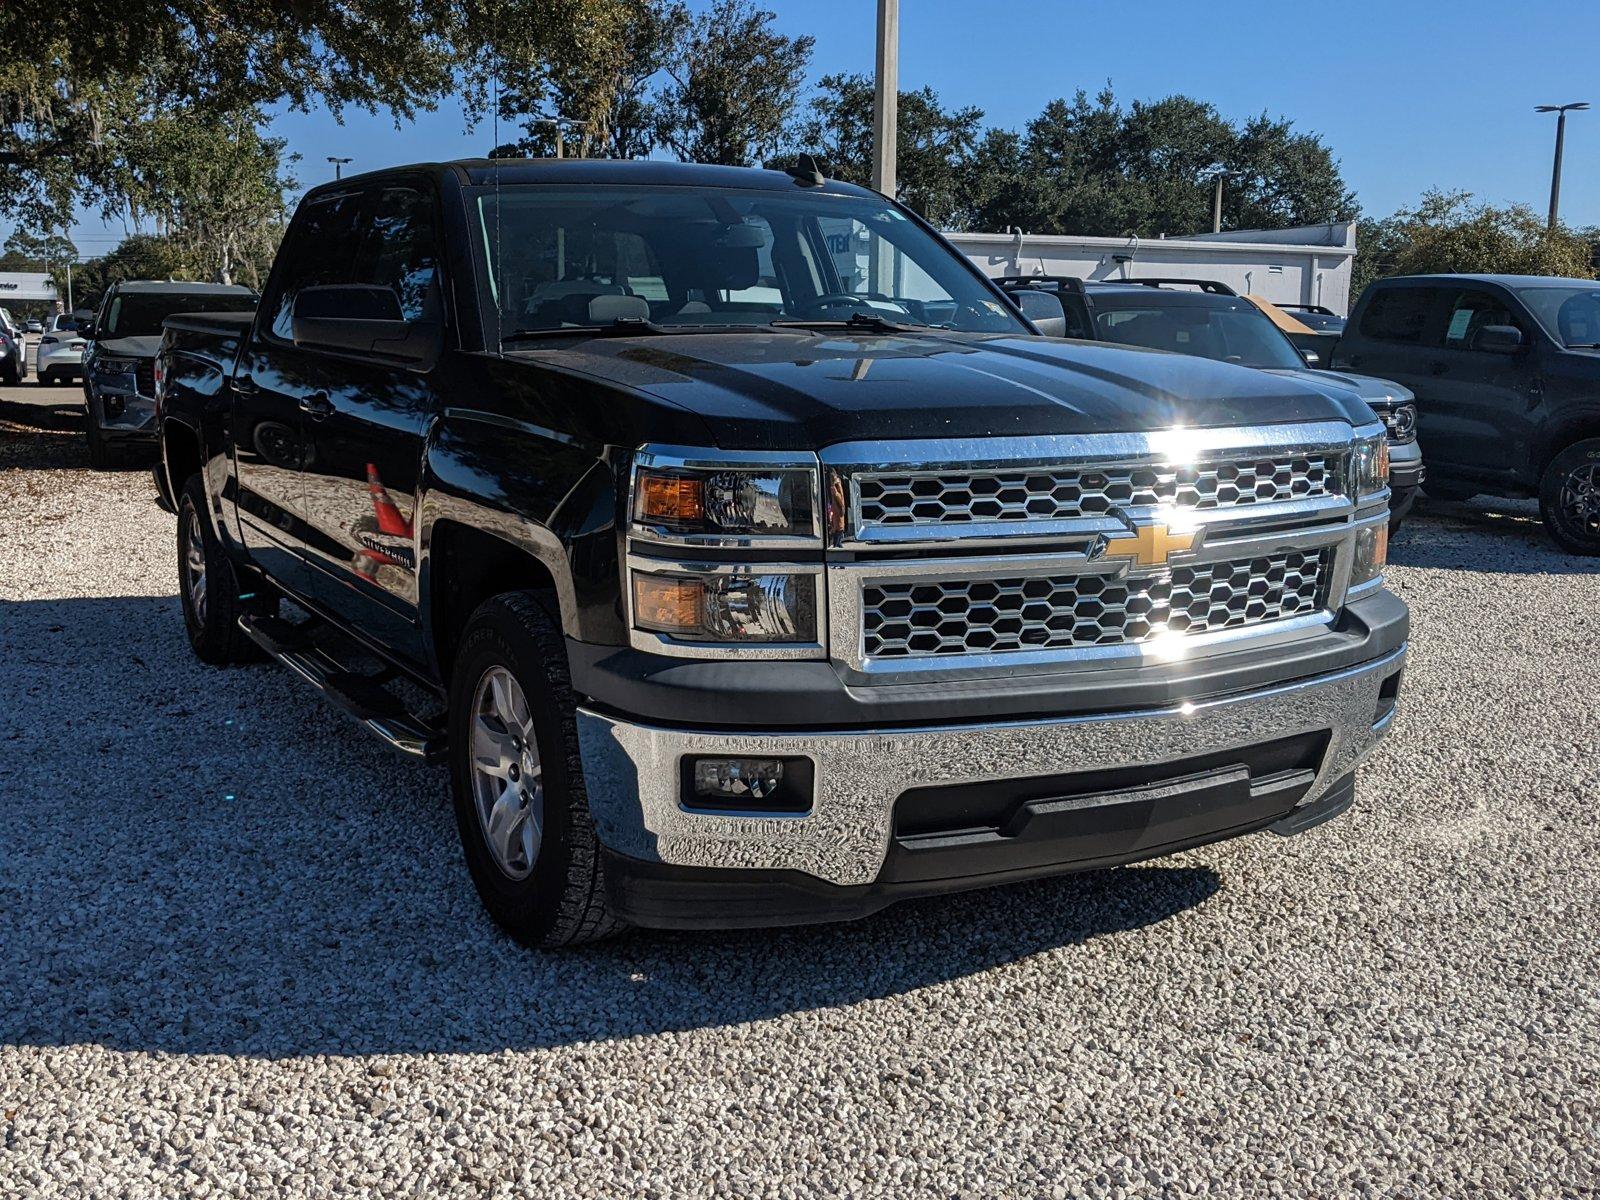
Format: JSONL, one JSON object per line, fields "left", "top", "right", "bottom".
{"left": 233, "top": 377, "right": 259, "bottom": 397}
{"left": 298, "top": 391, "right": 334, "bottom": 419}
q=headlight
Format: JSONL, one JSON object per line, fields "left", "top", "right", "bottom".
{"left": 631, "top": 568, "right": 817, "bottom": 643}
{"left": 1352, "top": 431, "right": 1390, "bottom": 497}
{"left": 96, "top": 357, "right": 138, "bottom": 373}
{"left": 632, "top": 457, "right": 818, "bottom": 543}
{"left": 1386, "top": 403, "right": 1417, "bottom": 441}
{"left": 1350, "top": 521, "right": 1389, "bottom": 588}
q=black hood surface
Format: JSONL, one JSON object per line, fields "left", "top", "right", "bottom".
{"left": 511, "top": 331, "right": 1374, "bottom": 450}
{"left": 96, "top": 335, "right": 162, "bottom": 359}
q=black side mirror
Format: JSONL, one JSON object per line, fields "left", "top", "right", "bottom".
{"left": 1013, "top": 288, "right": 1069, "bottom": 338}
{"left": 1474, "top": 324, "right": 1524, "bottom": 354}
{"left": 1300, "top": 347, "right": 1321, "bottom": 367}
{"left": 291, "top": 284, "right": 439, "bottom": 363}
{"left": 78, "top": 322, "right": 96, "bottom": 340}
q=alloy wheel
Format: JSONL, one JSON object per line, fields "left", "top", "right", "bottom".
{"left": 182, "top": 507, "right": 208, "bottom": 624}
{"left": 469, "top": 665, "right": 544, "bottom": 880}
{"left": 1559, "top": 463, "right": 1600, "bottom": 539}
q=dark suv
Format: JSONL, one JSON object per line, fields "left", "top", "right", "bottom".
{"left": 1006, "top": 277, "right": 1424, "bottom": 532}
{"left": 1334, "top": 274, "right": 1600, "bottom": 554}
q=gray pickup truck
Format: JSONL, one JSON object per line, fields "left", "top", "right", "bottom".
{"left": 155, "top": 158, "right": 1407, "bottom": 946}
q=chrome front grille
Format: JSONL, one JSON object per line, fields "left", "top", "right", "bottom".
{"left": 861, "top": 550, "right": 1330, "bottom": 659}
{"left": 855, "top": 453, "right": 1340, "bottom": 532}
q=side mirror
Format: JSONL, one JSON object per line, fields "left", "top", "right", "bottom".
{"left": 1014, "top": 288, "right": 1069, "bottom": 338}
{"left": 1474, "top": 324, "right": 1524, "bottom": 354}
{"left": 78, "top": 322, "right": 96, "bottom": 340}
{"left": 1300, "top": 348, "right": 1321, "bottom": 367}
{"left": 291, "top": 284, "right": 438, "bottom": 362}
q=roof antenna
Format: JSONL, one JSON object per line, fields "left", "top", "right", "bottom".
{"left": 785, "top": 153, "right": 826, "bottom": 187}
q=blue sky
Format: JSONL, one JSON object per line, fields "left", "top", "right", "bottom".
{"left": 20, "top": 0, "right": 1600, "bottom": 256}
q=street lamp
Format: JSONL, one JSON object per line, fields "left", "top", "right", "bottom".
{"left": 1202, "top": 167, "right": 1246, "bottom": 234}
{"left": 531, "top": 118, "right": 589, "bottom": 159}
{"left": 327, "top": 155, "right": 353, "bottom": 180}
{"left": 1536, "top": 103, "right": 1588, "bottom": 229}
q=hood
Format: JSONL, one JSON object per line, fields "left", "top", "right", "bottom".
{"left": 1262, "top": 367, "right": 1413, "bottom": 408}
{"left": 509, "top": 331, "right": 1375, "bottom": 450}
{"left": 95, "top": 335, "right": 162, "bottom": 358}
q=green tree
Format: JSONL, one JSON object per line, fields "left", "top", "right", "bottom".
{"left": 492, "top": 0, "right": 688, "bottom": 159}
{"left": 785, "top": 73, "right": 985, "bottom": 228}
{"left": 966, "top": 85, "right": 1356, "bottom": 237}
{"left": 651, "top": 0, "right": 813, "bottom": 166}
{"left": 71, "top": 234, "right": 195, "bottom": 312}
{"left": 1353, "top": 190, "right": 1598, "bottom": 296}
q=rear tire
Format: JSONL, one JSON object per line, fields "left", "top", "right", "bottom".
{"left": 1539, "top": 439, "right": 1600, "bottom": 556}
{"left": 1, "top": 361, "right": 18, "bottom": 386}
{"left": 177, "top": 475, "right": 262, "bottom": 664}
{"left": 447, "top": 592, "right": 625, "bottom": 949}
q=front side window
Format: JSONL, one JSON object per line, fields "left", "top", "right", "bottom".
{"left": 264, "top": 191, "right": 368, "bottom": 341}
{"left": 470, "top": 185, "right": 1026, "bottom": 341}
{"left": 1359, "top": 287, "right": 1442, "bottom": 345}
{"left": 1441, "top": 289, "right": 1521, "bottom": 351}
{"left": 354, "top": 187, "right": 440, "bottom": 322}
{"left": 1093, "top": 302, "right": 1306, "bottom": 370}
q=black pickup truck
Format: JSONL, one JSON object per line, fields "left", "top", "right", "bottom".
{"left": 155, "top": 159, "right": 1407, "bottom": 947}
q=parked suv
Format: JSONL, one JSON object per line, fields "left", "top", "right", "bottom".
{"left": 156, "top": 159, "right": 1406, "bottom": 947}
{"left": 82, "top": 280, "right": 257, "bottom": 467}
{"left": 1002, "top": 277, "right": 1424, "bottom": 532}
{"left": 0, "top": 307, "right": 24, "bottom": 384}
{"left": 1335, "top": 274, "right": 1600, "bottom": 554}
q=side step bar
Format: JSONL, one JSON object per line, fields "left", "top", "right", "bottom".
{"left": 238, "top": 612, "right": 447, "bottom": 764}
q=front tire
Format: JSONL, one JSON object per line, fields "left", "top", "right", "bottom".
{"left": 85, "top": 412, "right": 114, "bottom": 469}
{"left": 447, "top": 592, "right": 624, "bottom": 948}
{"left": 1539, "top": 439, "right": 1600, "bottom": 556}
{"left": 177, "top": 475, "right": 262, "bottom": 663}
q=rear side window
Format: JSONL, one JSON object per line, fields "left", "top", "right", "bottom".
{"left": 1358, "top": 287, "right": 1441, "bottom": 345}
{"left": 263, "top": 191, "right": 368, "bottom": 341}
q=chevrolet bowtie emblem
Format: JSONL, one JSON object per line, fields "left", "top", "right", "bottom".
{"left": 1101, "top": 522, "right": 1202, "bottom": 568}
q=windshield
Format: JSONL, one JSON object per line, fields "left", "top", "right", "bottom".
{"left": 1092, "top": 301, "right": 1307, "bottom": 370}
{"left": 1514, "top": 284, "right": 1600, "bottom": 348}
{"left": 469, "top": 184, "right": 1027, "bottom": 340}
{"left": 102, "top": 291, "right": 257, "bottom": 338}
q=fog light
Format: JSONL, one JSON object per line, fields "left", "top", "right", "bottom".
{"left": 1350, "top": 521, "right": 1389, "bottom": 587}
{"left": 695, "top": 757, "right": 784, "bottom": 800}
{"left": 683, "top": 755, "right": 813, "bottom": 813}
{"left": 104, "top": 394, "right": 125, "bottom": 419}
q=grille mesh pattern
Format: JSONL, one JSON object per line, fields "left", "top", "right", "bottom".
{"left": 855, "top": 455, "right": 1339, "bottom": 530}
{"left": 862, "top": 550, "right": 1328, "bottom": 659}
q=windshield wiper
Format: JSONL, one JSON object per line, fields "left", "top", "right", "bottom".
{"left": 501, "top": 318, "right": 768, "bottom": 343}
{"left": 770, "top": 312, "right": 933, "bottom": 334}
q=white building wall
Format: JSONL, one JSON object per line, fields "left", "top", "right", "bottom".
{"left": 947, "top": 223, "right": 1358, "bottom": 316}
{"left": 0, "top": 272, "right": 58, "bottom": 303}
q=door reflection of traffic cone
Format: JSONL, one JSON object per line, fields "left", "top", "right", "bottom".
{"left": 366, "top": 463, "right": 412, "bottom": 535}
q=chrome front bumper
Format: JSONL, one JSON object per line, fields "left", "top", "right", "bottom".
{"left": 576, "top": 643, "right": 1406, "bottom": 887}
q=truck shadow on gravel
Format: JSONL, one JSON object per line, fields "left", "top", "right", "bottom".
{"left": 1389, "top": 506, "right": 1600, "bottom": 575}
{"left": 1, "top": 594, "right": 1221, "bottom": 1060}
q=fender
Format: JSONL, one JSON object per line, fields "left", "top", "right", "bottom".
{"left": 416, "top": 406, "right": 626, "bottom": 654}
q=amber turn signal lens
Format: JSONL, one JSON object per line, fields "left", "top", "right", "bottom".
{"left": 632, "top": 573, "right": 704, "bottom": 634}
{"left": 1372, "top": 521, "right": 1389, "bottom": 571}
{"left": 1376, "top": 438, "right": 1391, "bottom": 484}
{"left": 636, "top": 471, "right": 705, "bottom": 526}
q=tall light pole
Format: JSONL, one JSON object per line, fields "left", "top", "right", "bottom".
{"left": 327, "top": 155, "right": 353, "bottom": 180}
{"left": 871, "top": 0, "right": 899, "bottom": 198}
{"left": 1204, "top": 168, "right": 1244, "bottom": 234}
{"left": 1536, "top": 102, "right": 1588, "bottom": 230}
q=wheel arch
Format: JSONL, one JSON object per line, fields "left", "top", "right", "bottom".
{"left": 162, "top": 417, "right": 204, "bottom": 497}
{"left": 421, "top": 509, "right": 578, "bottom": 685}
{"left": 1537, "top": 414, "right": 1600, "bottom": 477}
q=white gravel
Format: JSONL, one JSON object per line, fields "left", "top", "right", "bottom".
{"left": 2, "top": 386, "right": 1598, "bottom": 1198}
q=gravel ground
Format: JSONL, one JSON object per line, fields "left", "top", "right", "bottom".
{"left": 2, "top": 384, "right": 1598, "bottom": 1198}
